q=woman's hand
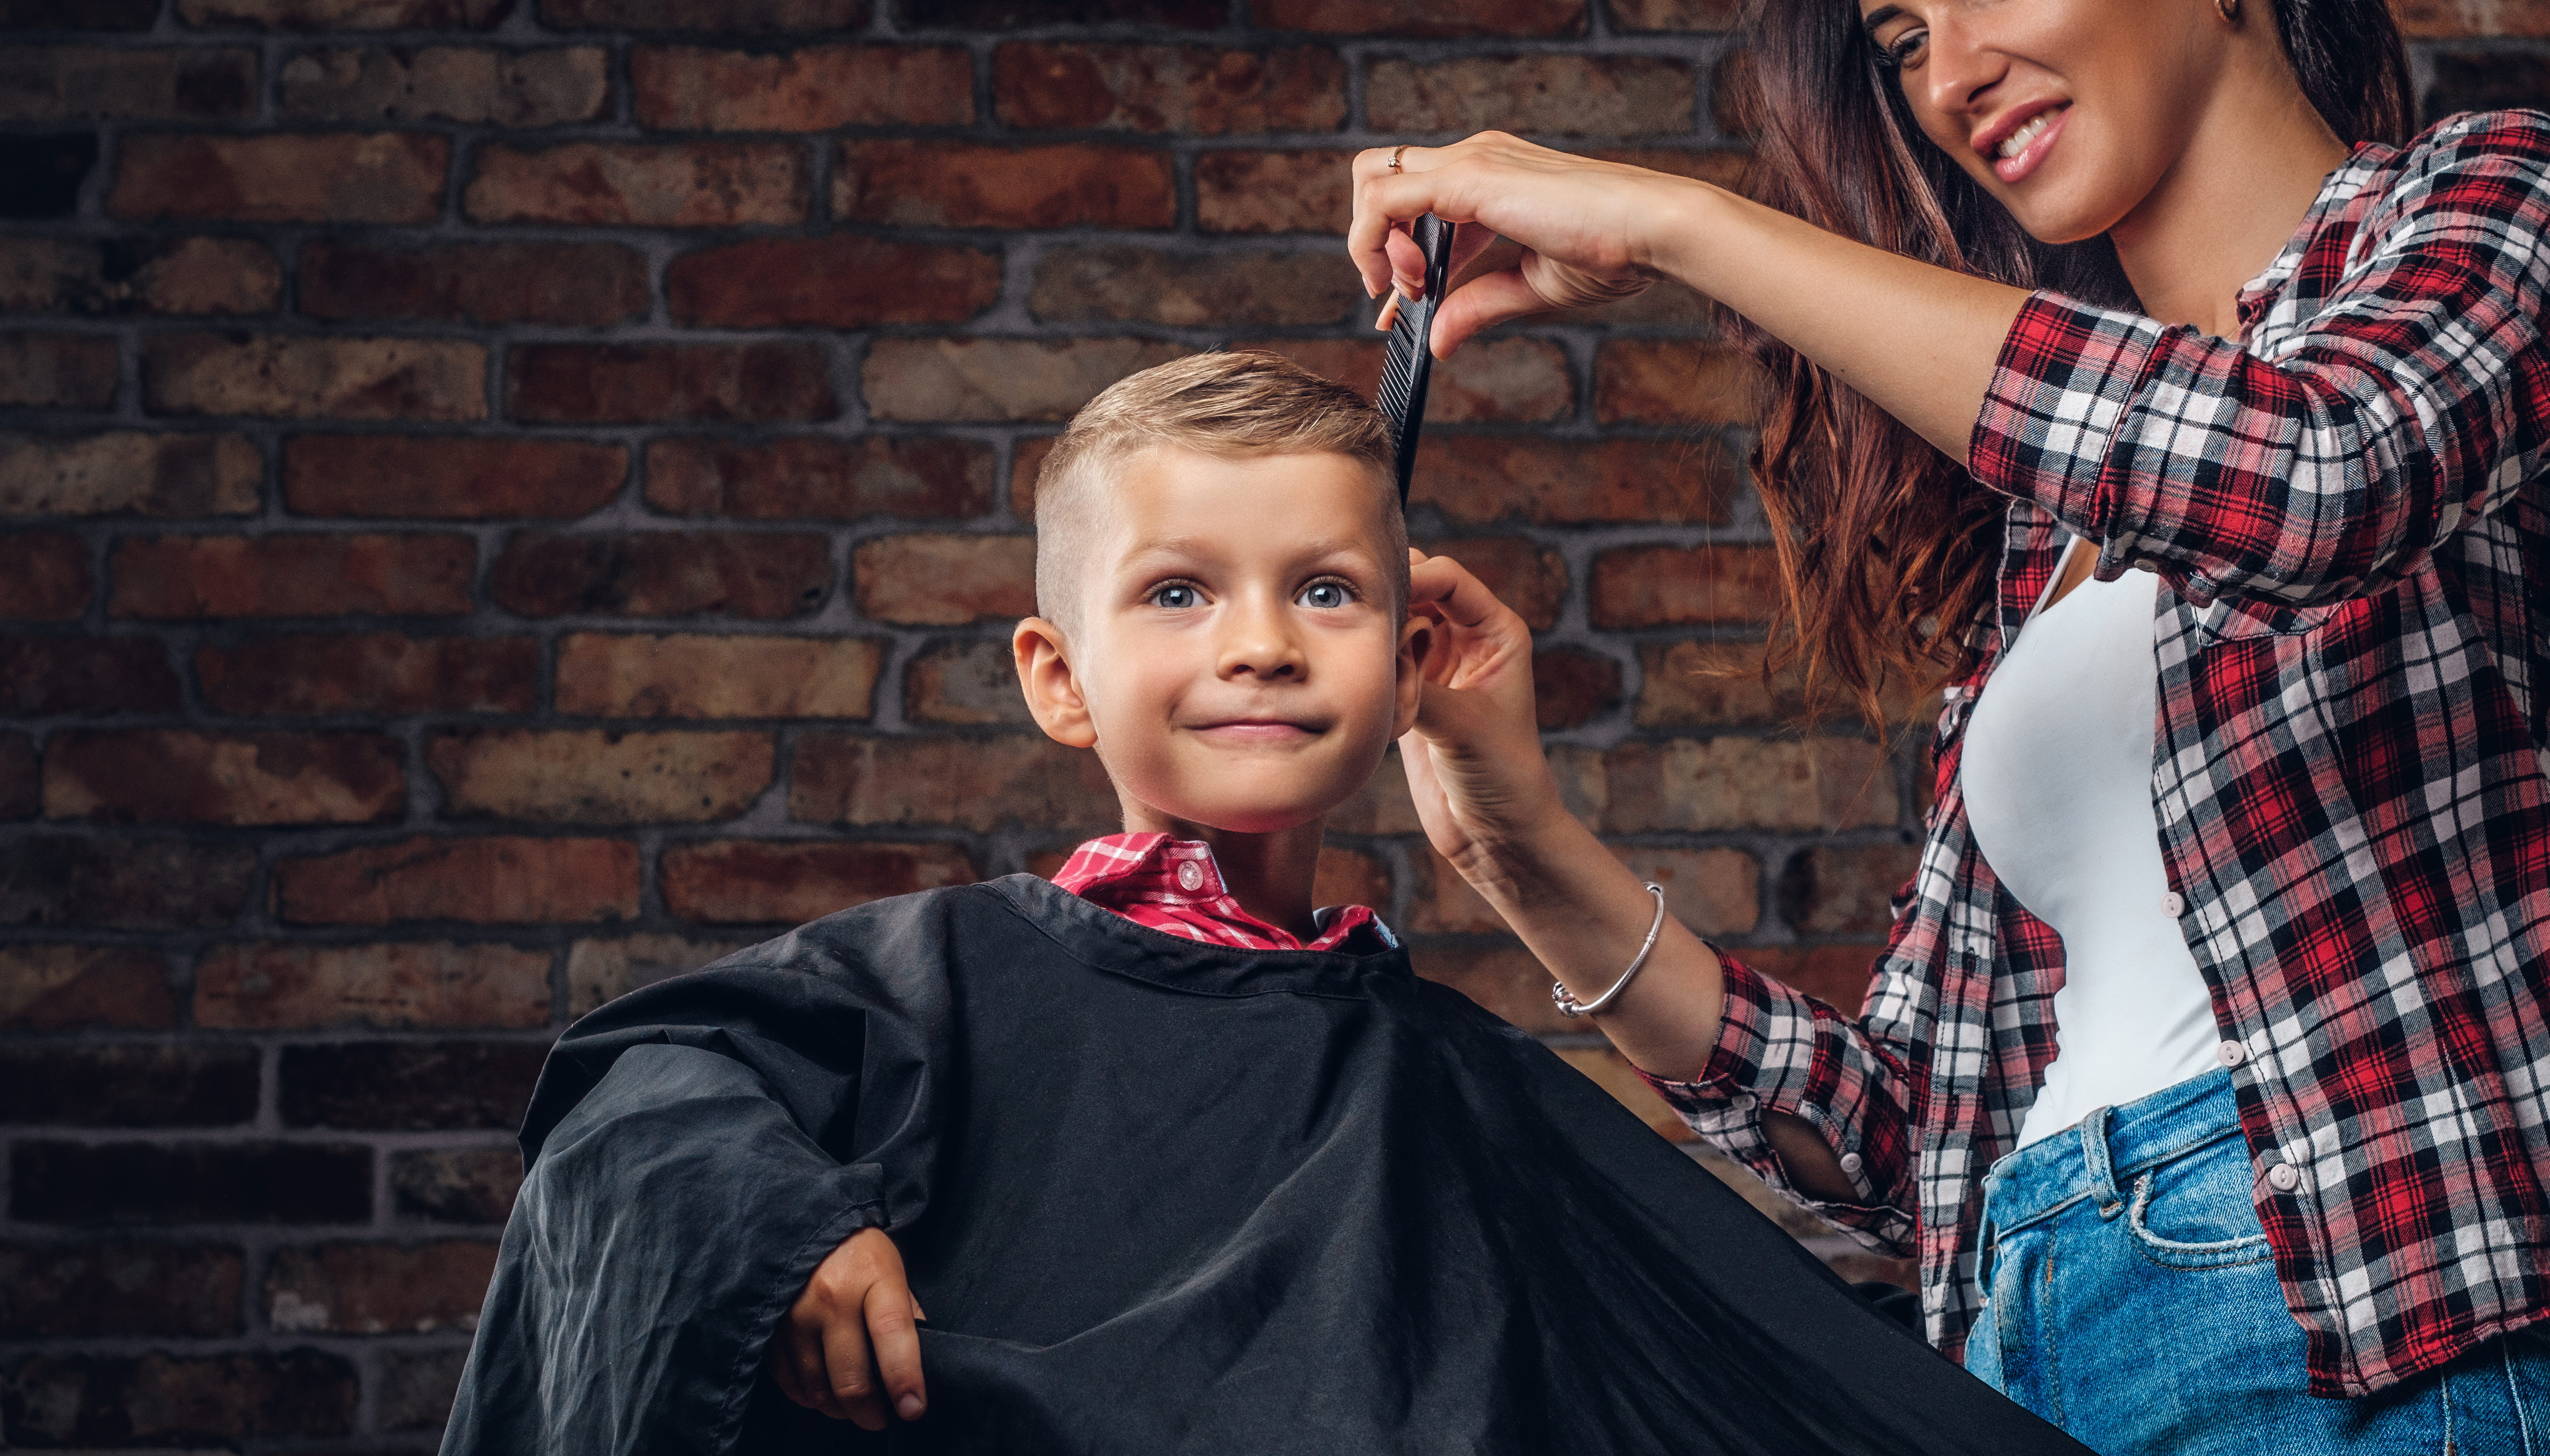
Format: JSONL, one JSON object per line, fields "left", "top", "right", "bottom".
{"left": 1399, "top": 547, "right": 1571, "bottom": 871}
{"left": 767, "top": 1227, "right": 926, "bottom": 1430}
{"left": 1351, "top": 134, "right": 1704, "bottom": 356}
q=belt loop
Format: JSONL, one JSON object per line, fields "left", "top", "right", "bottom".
{"left": 2080, "top": 1105, "right": 2125, "bottom": 1218}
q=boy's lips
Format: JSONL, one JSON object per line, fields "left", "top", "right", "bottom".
{"left": 1188, "top": 720, "right": 1322, "bottom": 744}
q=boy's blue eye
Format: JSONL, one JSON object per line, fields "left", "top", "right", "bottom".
{"left": 1152, "top": 584, "right": 1199, "bottom": 609}
{"left": 1297, "top": 582, "right": 1349, "bottom": 609}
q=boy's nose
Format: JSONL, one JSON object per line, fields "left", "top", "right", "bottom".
{"left": 1216, "top": 604, "right": 1307, "bottom": 681}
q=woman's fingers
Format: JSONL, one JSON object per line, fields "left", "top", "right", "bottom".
{"left": 865, "top": 1279, "right": 928, "bottom": 1424}
{"left": 1429, "top": 267, "right": 1563, "bottom": 356}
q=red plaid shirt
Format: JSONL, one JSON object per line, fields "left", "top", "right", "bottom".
{"left": 1643, "top": 111, "right": 2550, "bottom": 1397}
{"left": 1050, "top": 832, "right": 1396, "bottom": 954}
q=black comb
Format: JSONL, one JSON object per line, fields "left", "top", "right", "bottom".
{"left": 1377, "top": 214, "right": 1456, "bottom": 505}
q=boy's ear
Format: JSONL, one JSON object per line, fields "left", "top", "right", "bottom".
{"left": 1390, "top": 612, "right": 1434, "bottom": 739}
{"left": 1013, "top": 616, "right": 1098, "bottom": 749}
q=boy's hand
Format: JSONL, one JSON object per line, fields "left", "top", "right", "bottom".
{"left": 767, "top": 1227, "right": 927, "bottom": 1430}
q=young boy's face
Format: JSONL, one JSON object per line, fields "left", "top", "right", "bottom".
{"left": 1015, "top": 446, "right": 1426, "bottom": 835}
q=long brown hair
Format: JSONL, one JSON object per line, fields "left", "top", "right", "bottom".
{"left": 1729, "top": 0, "right": 2410, "bottom": 725}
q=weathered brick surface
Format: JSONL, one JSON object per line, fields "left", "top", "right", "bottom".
{"left": 0, "top": 235, "right": 281, "bottom": 316}
{"left": 1595, "top": 339, "right": 1765, "bottom": 424}
{"left": 508, "top": 342, "right": 834, "bottom": 423}
{"left": 196, "top": 940, "right": 553, "bottom": 1029}
{"left": 633, "top": 44, "right": 971, "bottom": 129}
{"left": 903, "top": 0, "right": 1217, "bottom": 26}
{"left": 272, "top": 835, "right": 640, "bottom": 924}
{"left": 466, "top": 141, "right": 805, "bottom": 226}
{"left": 0, "top": 836, "right": 256, "bottom": 928}
{"left": 200, "top": 632, "right": 537, "bottom": 714}
{"left": 556, "top": 632, "right": 883, "bottom": 718}
{"left": 853, "top": 533, "right": 1036, "bottom": 625}
{"left": 1252, "top": 0, "right": 1584, "bottom": 36}
{"left": 180, "top": 0, "right": 516, "bottom": 25}
{"left": 0, "top": 944, "right": 176, "bottom": 1031}
{"left": 1195, "top": 149, "right": 1354, "bottom": 233}
{"left": 2, "top": 0, "right": 157, "bottom": 25}
{"left": 300, "top": 240, "right": 646, "bottom": 325}
{"left": 1589, "top": 544, "right": 1782, "bottom": 626}
{"left": 12, "top": 1141, "right": 372, "bottom": 1224}
{"left": 660, "top": 839, "right": 979, "bottom": 922}
{"left": 1417, "top": 436, "right": 1738, "bottom": 526}
{"left": 1367, "top": 56, "right": 1694, "bottom": 136}
{"left": 427, "top": 728, "right": 775, "bottom": 823}
{"left": 1032, "top": 245, "right": 1363, "bottom": 326}
{"left": 488, "top": 530, "right": 829, "bottom": 618}
{"left": 110, "top": 132, "right": 448, "bottom": 223}
{"left": 0, "top": 733, "right": 31, "bottom": 818}
{"left": 1608, "top": 0, "right": 1743, "bottom": 30}
{"left": 791, "top": 733, "right": 1116, "bottom": 831}
{"left": 669, "top": 236, "right": 1001, "bottom": 328}
{"left": 835, "top": 139, "right": 1175, "bottom": 228}
{"left": 0, "top": 1045, "right": 260, "bottom": 1126}
{"left": 44, "top": 729, "right": 406, "bottom": 826}
{"left": 390, "top": 1147, "right": 524, "bottom": 1223}
{"left": 266, "top": 1240, "right": 499, "bottom": 1333}
{"left": 646, "top": 435, "right": 993, "bottom": 520}
{"left": 0, "top": 46, "right": 258, "bottom": 122}
{"left": 278, "top": 45, "right": 609, "bottom": 124}
{"left": 2400, "top": 0, "right": 2550, "bottom": 37}
{"left": 145, "top": 332, "right": 486, "bottom": 420}
{"left": 280, "top": 1041, "right": 547, "bottom": 1129}
{"left": 541, "top": 0, "right": 869, "bottom": 28}
{"left": 905, "top": 640, "right": 1034, "bottom": 725}
{"left": 1419, "top": 535, "right": 1567, "bottom": 629}
{"left": 994, "top": 43, "right": 1346, "bottom": 133}
{"left": 564, "top": 930, "right": 750, "bottom": 1011}
{"left": 1534, "top": 645, "right": 1622, "bottom": 728}
{"left": 111, "top": 533, "right": 478, "bottom": 619}
{"left": 0, "top": 635, "right": 181, "bottom": 714}
{"left": 4, "top": 1349, "right": 358, "bottom": 1446}
{"left": 0, "top": 330, "right": 118, "bottom": 408}
{"left": 0, "top": 431, "right": 259, "bottom": 517}
{"left": 1779, "top": 842, "right": 1923, "bottom": 938}
{"left": 285, "top": 434, "right": 625, "bottom": 518}
{"left": 0, "top": 1240, "right": 244, "bottom": 1337}
{"left": 1598, "top": 736, "right": 1898, "bottom": 833}
{"left": 862, "top": 337, "right": 1190, "bottom": 422}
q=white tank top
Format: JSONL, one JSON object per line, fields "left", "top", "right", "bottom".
{"left": 1958, "top": 541, "right": 2223, "bottom": 1149}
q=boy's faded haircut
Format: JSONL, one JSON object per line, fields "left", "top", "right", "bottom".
{"left": 1033, "top": 351, "right": 1411, "bottom": 632}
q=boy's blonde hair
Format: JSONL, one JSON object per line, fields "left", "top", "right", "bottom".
{"left": 1033, "top": 351, "right": 1409, "bottom": 631}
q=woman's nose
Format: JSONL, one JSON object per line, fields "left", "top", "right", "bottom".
{"left": 1916, "top": 15, "right": 2008, "bottom": 124}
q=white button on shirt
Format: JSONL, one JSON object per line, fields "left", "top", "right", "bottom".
{"left": 2267, "top": 1163, "right": 2302, "bottom": 1193}
{"left": 2219, "top": 1042, "right": 2248, "bottom": 1067}
{"left": 2161, "top": 891, "right": 2187, "bottom": 918}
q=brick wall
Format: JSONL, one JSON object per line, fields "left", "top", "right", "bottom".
{"left": 3, "top": 0, "right": 2544, "bottom": 1448}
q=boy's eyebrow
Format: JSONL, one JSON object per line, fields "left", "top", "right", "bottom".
{"left": 1114, "top": 537, "right": 1382, "bottom": 575}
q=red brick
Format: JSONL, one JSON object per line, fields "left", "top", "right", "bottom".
{"left": 862, "top": 338, "right": 1189, "bottom": 423}
{"left": 1251, "top": 0, "right": 1583, "bottom": 35}
{"left": 1412, "top": 941, "right": 1568, "bottom": 1034}
{"left": 266, "top": 1241, "right": 497, "bottom": 1334}
{"left": 109, "top": 132, "right": 446, "bottom": 223}
{"left": 285, "top": 435, "right": 622, "bottom": 521}
{"left": 489, "top": 530, "right": 828, "bottom": 618}
{"left": 905, "top": 640, "right": 1034, "bottom": 726}
{"left": 566, "top": 930, "right": 752, "bottom": 1012}
{"left": 1535, "top": 646, "right": 1621, "bottom": 729}
{"left": 277, "top": 45, "right": 607, "bottom": 124}
{"left": 0, "top": 431, "right": 259, "bottom": 517}
{"left": 1712, "top": 49, "right": 1757, "bottom": 139}
{"left": 1635, "top": 639, "right": 1928, "bottom": 728}
{"left": 0, "top": 531, "right": 90, "bottom": 619}
{"left": 1231, "top": 336, "right": 1382, "bottom": 395}
{"left": 835, "top": 139, "right": 1173, "bottom": 229}
{"left": 1599, "top": 736, "right": 1898, "bottom": 833}
{"left": 556, "top": 633, "right": 883, "bottom": 718}
{"left": 0, "top": 1044, "right": 259, "bottom": 1126}
{"left": 1741, "top": 944, "right": 1881, "bottom": 1016}
{"left": 0, "top": 635, "right": 179, "bottom": 714}
{"left": 430, "top": 728, "right": 773, "bottom": 824}
{"left": 1589, "top": 544, "right": 1780, "bottom": 627}
{"left": 1618, "top": 845, "right": 1760, "bottom": 936}
{"left": 110, "top": 533, "right": 475, "bottom": 619}
{"left": 466, "top": 141, "right": 804, "bottom": 226}
{"left": 391, "top": 1146, "right": 525, "bottom": 1223}
{"left": 994, "top": 43, "right": 1344, "bottom": 133}
{"left": 0, "top": 836, "right": 255, "bottom": 929}
{"left": 179, "top": 0, "right": 515, "bottom": 24}
{"left": 661, "top": 839, "right": 979, "bottom": 923}
{"left": 45, "top": 729, "right": 403, "bottom": 826}
{"left": 0, "top": 1241, "right": 243, "bottom": 1338}
{"left": 1434, "top": 337, "right": 1575, "bottom": 422}
{"left": 1414, "top": 535, "right": 1567, "bottom": 630}
{"left": 1010, "top": 433, "right": 1057, "bottom": 516}
{"left": 1609, "top": 0, "right": 1742, "bottom": 29}
{"left": 1196, "top": 148, "right": 1353, "bottom": 233}
{"left": 299, "top": 240, "right": 644, "bottom": 326}
{"left": 3, "top": 1350, "right": 356, "bottom": 1446}
{"left": 1595, "top": 340, "right": 1763, "bottom": 425}
{"left": 1325, "top": 747, "right": 1423, "bottom": 835}
{"left": 791, "top": 733, "right": 1116, "bottom": 831}
{"left": 280, "top": 1040, "right": 545, "bottom": 1129}
{"left": 1367, "top": 56, "right": 1691, "bottom": 136}
{"left": 0, "top": 330, "right": 117, "bottom": 408}
{"left": 11, "top": 1141, "right": 371, "bottom": 1225}
{"left": 0, "top": 236, "right": 280, "bottom": 316}
{"left": 0, "top": 46, "right": 257, "bottom": 121}
{"left": 145, "top": 333, "right": 486, "bottom": 421}
{"left": 1779, "top": 843, "right": 1921, "bottom": 937}
{"left": 0, "top": 731, "right": 28, "bottom": 818}
{"left": 1415, "top": 436, "right": 1736, "bottom": 526}
{"left": 853, "top": 533, "right": 1034, "bottom": 626}
{"left": 2394, "top": 0, "right": 2550, "bottom": 36}
{"left": 509, "top": 342, "right": 834, "bottom": 425}
{"left": 199, "top": 633, "right": 535, "bottom": 715}
{"left": 2, "top": 0, "right": 155, "bottom": 23}
{"left": 1031, "top": 246, "right": 1361, "bottom": 327}
{"left": 647, "top": 435, "right": 993, "bottom": 521}
{"left": 633, "top": 43, "right": 970, "bottom": 129}
{"left": 0, "top": 944, "right": 174, "bottom": 1030}
{"left": 195, "top": 941, "right": 551, "bottom": 1029}
{"left": 1314, "top": 845, "right": 1390, "bottom": 910}
{"left": 1408, "top": 849, "right": 1509, "bottom": 935}
{"left": 669, "top": 236, "right": 999, "bottom": 329}
{"left": 541, "top": 0, "right": 868, "bottom": 27}
{"left": 273, "top": 835, "right": 640, "bottom": 925}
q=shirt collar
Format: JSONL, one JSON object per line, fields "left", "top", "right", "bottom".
{"left": 1050, "top": 832, "right": 1397, "bottom": 954}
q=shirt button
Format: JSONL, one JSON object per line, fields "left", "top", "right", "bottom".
{"left": 1838, "top": 1152, "right": 1864, "bottom": 1176}
{"left": 1175, "top": 862, "right": 1204, "bottom": 892}
{"left": 2160, "top": 891, "right": 2187, "bottom": 918}
{"left": 2218, "top": 1041, "right": 2248, "bottom": 1068}
{"left": 2266, "top": 1163, "right": 2301, "bottom": 1193}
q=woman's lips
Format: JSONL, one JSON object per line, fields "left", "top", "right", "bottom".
{"left": 1991, "top": 104, "right": 2069, "bottom": 185}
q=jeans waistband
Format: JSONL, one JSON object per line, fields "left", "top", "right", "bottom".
{"left": 1981, "top": 1067, "right": 2243, "bottom": 1236}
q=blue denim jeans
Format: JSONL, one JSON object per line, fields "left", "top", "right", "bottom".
{"left": 1966, "top": 1068, "right": 2550, "bottom": 1455}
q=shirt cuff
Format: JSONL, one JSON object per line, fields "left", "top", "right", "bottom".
{"left": 1968, "top": 290, "right": 2172, "bottom": 543}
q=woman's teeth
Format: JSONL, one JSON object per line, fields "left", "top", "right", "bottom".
{"left": 1998, "top": 111, "right": 2058, "bottom": 159}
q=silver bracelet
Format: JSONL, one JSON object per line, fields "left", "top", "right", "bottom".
{"left": 1550, "top": 883, "right": 1668, "bottom": 1018}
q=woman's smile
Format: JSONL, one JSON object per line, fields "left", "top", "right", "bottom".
{"left": 1984, "top": 103, "right": 2071, "bottom": 184}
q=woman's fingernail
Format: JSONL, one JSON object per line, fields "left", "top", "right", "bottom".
{"left": 897, "top": 1395, "right": 925, "bottom": 1421}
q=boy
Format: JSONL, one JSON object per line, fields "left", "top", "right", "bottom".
{"left": 442, "top": 354, "right": 2079, "bottom": 1456}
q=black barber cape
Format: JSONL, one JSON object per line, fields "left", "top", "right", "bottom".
{"left": 444, "top": 875, "right": 2082, "bottom": 1456}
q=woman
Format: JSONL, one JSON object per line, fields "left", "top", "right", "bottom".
{"left": 1350, "top": 0, "right": 2550, "bottom": 1450}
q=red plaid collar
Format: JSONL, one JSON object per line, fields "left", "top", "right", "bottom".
{"left": 1050, "top": 833, "right": 1394, "bottom": 955}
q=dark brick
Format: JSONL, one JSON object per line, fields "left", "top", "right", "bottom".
{"left": 0, "top": 1240, "right": 244, "bottom": 1338}
{"left": 285, "top": 434, "right": 625, "bottom": 519}
{"left": 382, "top": 1347, "right": 469, "bottom": 1431}
{"left": 992, "top": 42, "right": 1346, "bottom": 133}
{"left": 0, "top": 634, "right": 179, "bottom": 714}
{"left": 465, "top": 141, "right": 804, "bottom": 226}
{"left": 0, "top": 531, "right": 87, "bottom": 620}
{"left": 835, "top": 139, "right": 1174, "bottom": 230}
{"left": 1535, "top": 646, "right": 1622, "bottom": 729}
{"left": 265, "top": 1240, "right": 496, "bottom": 1334}
{"left": 11, "top": 1141, "right": 371, "bottom": 1225}
{"left": 281, "top": 1041, "right": 548, "bottom": 1130}
{"left": 273, "top": 835, "right": 641, "bottom": 926}
{"left": 110, "top": 533, "right": 479, "bottom": 619}
{"left": 490, "top": 530, "right": 829, "bottom": 618}
{"left": 108, "top": 132, "right": 448, "bottom": 224}
{"left": 0, "top": 835, "right": 255, "bottom": 929}
{"left": 200, "top": 632, "right": 537, "bottom": 715}
{"left": 43, "top": 729, "right": 406, "bottom": 826}
{"left": 143, "top": 332, "right": 485, "bottom": 421}
{"left": 646, "top": 435, "right": 993, "bottom": 521}
{"left": 0, "top": 330, "right": 118, "bottom": 409}
{"left": 1029, "top": 245, "right": 1361, "bottom": 326}
{"left": 0, "top": 45, "right": 257, "bottom": 121}
{"left": 277, "top": 43, "right": 606, "bottom": 124}
{"left": 542, "top": 0, "right": 868, "bottom": 28}
{"left": 632, "top": 42, "right": 970, "bottom": 129}
{"left": 0, "top": 945, "right": 175, "bottom": 1030}
{"left": 390, "top": 1147, "right": 522, "bottom": 1224}
{"left": 1367, "top": 54, "right": 1692, "bottom": 137}
{"left": 2, "top": 1349, "right": 356, "bottom": 1446}
{"left": 2, "top": 0, "right": 156, "bottom": 24}
{"left": 0, "top": 235, "right": 280, "bottom": 317}
{"left": 898, "top": 0, "right": 1218, "bottom": 25}
{"left": 0, "top": 1045, "right": 260, "bottom": 1127}
{"left": 0, "top": 431, "right": 261, "bottom": 518}
{"left": 660, "top": 839, "right": 978, "bottom": 923}
{"left": 1251, "top": 0, "right": 1583, "bottom": 34}
{"left": 0, "top": 134, "right": 98, "bottom": 220}
{"left": 300, "top": 240, "right": 646, "bottom": 326}
{"left": 2424, "top": 51, "right": 2550, "bottom": 121}
{"left": 669, "top": 236, "right": 999, "bottom": 329}
{"left": 509, "top": 343, "right": 835, "bottom": 425}
{"left": 180, "top": 0, "right": 515, "bottom": 25}
{"left": 1778, "top": 843, "right": 1922, "bottom": 938}
{"left": 0, "top": 732, "right": 32, "bottom": 818}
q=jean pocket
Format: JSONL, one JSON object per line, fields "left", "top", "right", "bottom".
{"left": 2122, "top": 1155, "right": 2273, "bottom": 1270}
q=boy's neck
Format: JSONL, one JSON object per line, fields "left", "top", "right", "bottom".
{"left": 1117, "top": 805, "right": 1329, "bottom": 942}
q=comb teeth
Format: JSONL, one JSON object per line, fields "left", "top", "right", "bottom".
{"left": 1376, "top": 215, "right": 1454, "bottom": 505}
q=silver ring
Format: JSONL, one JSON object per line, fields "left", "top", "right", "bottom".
{"left": 1389, "top": 145, "right": 1408, "bottom": 173}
